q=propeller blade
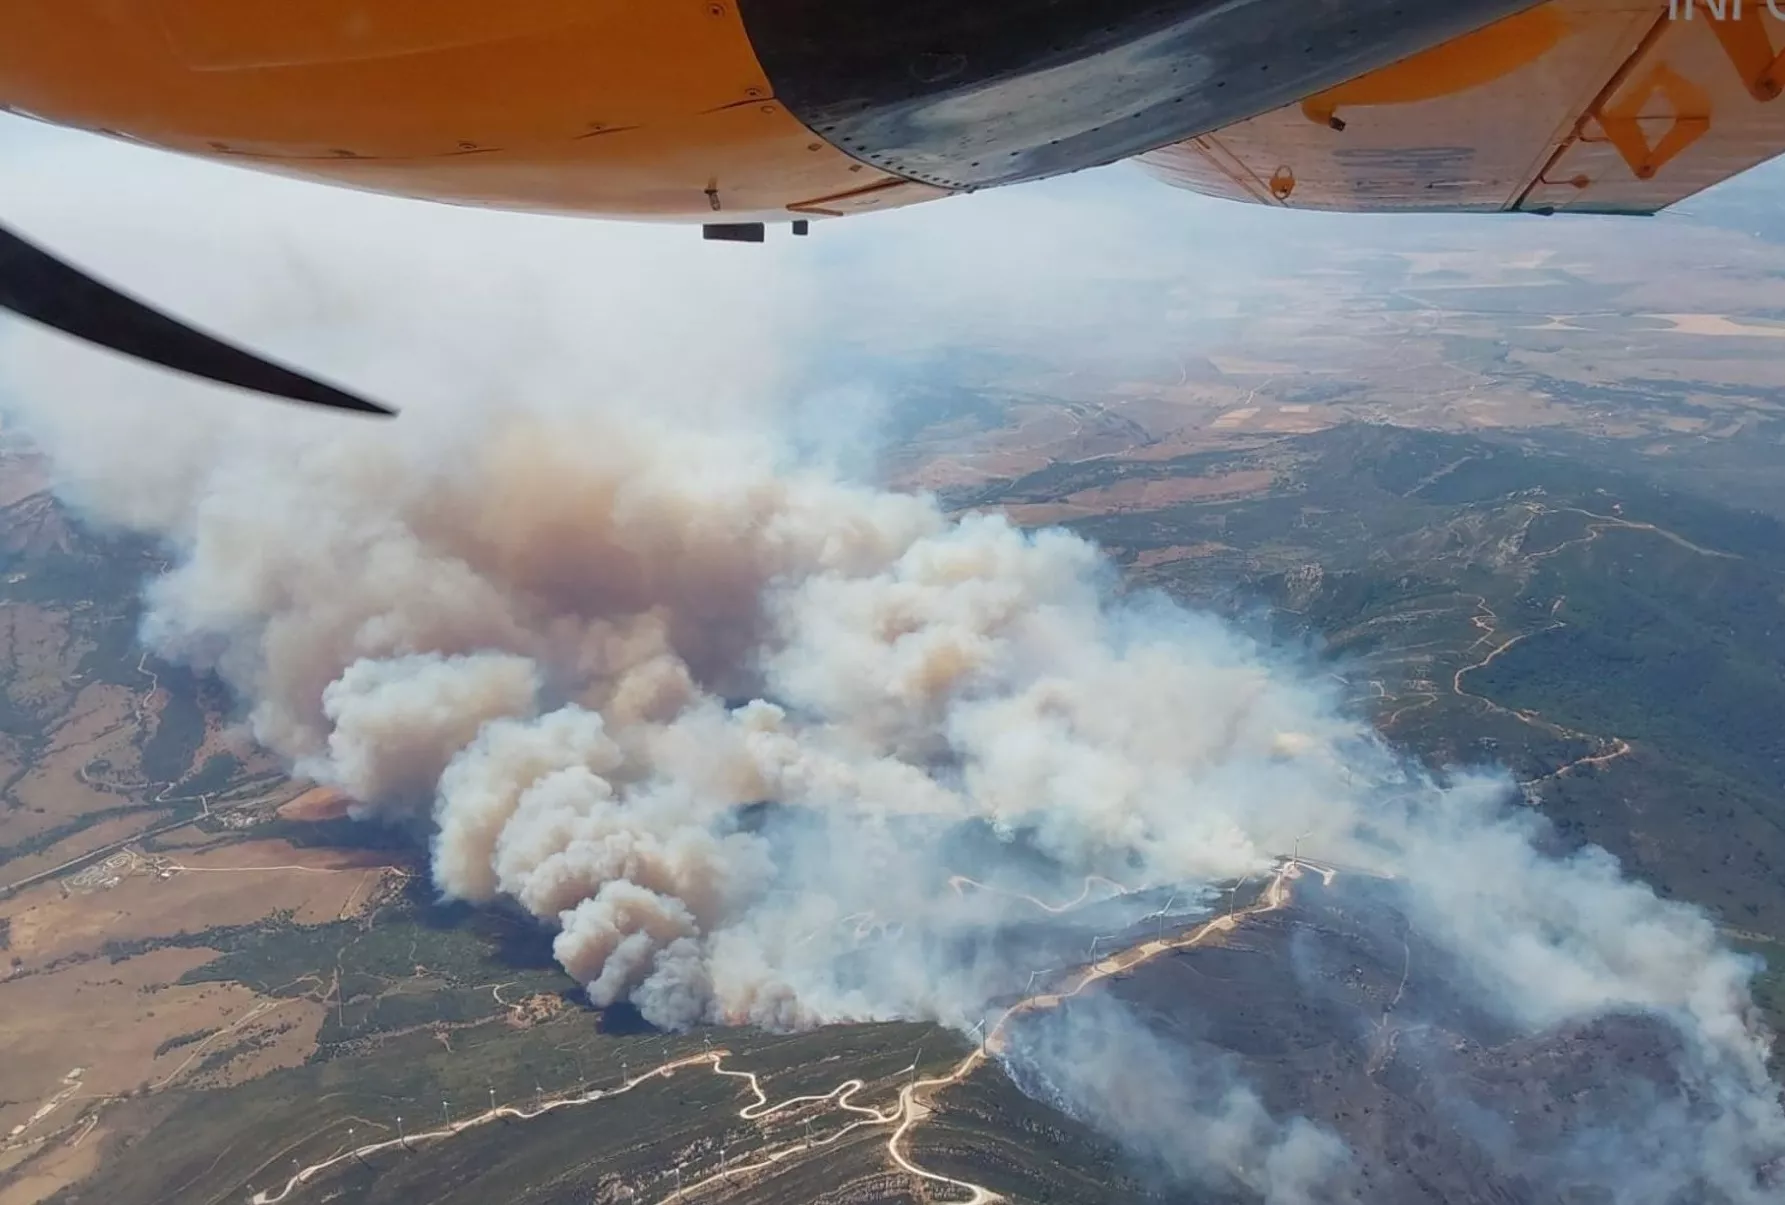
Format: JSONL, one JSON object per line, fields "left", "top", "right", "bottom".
{"left": 0, "top": 224, "right": 394, "bottom": 416}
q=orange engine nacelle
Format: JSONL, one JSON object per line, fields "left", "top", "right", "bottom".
{"left": 0, "top": 0, "right": 944, "bottom": 223}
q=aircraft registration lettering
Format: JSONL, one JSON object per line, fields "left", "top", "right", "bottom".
{"left": 1331, "top": 146, "right": 1478, "bottom": 198}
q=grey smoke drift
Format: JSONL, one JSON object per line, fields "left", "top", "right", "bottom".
{"left": 0, "top": 123, "right": 1779, "bottom": 1201}
{"left": 1005, "top": 994, "right": 1359, "bottom": 1204}
{"left": 11, "top": 393, "right": 1780, "bottom": 1200}
{"left": 127, "top": 405, "right": 1355, "bottom": 1025}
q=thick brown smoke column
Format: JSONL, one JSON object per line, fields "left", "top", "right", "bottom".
{"left": 14, "top": 392, "right": 1777, "bottom": 1199}
{"left": 110, "top": 405, "right": 1339, "bottom": 1026}
{"left": 1, "top": 125, "right": 1780, "bottom": 1200}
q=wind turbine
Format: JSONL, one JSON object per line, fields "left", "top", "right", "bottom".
{"left": 1293, "top": 830, "right": 1313, "bottom": 864}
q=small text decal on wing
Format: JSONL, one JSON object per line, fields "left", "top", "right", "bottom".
{"left": 1140, "top": 0, "right": 1785, "bottom": 215}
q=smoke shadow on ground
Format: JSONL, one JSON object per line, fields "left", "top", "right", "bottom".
{"left": 1069, "top": 873, "right": 1784, "bottom": 1204}
{"left": 403, "top": 875, "right": 567, "bottom": 975}
{"left": 595, "top": 1000, "right": 661, "bottom": 1036}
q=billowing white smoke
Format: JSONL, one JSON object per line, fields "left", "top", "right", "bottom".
{"left": 14, "top": 392, "right": 1782, "bottom": 1198}
{"left": 1006, "top": 995, "right": 1360, "bottom": 1203}
{"left": 87, "top": 400, "right": 1354, "bottom": 1028}
{"left": 1, "top": 116, "right": 1780, "bottom": 1201}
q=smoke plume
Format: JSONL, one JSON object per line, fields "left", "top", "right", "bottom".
{"left": 1006, "top": 995, "right": 1360, "bottom": 1203}
{"left": 2, "top": 117, "right": 1782, "bottom": 1202}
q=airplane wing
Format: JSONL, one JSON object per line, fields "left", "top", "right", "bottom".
{"left": 1137, "top": 0, "right": 1785, "bottom": 215}
{"left": 0, "top": 0, "right": 1769, "bottom": 415}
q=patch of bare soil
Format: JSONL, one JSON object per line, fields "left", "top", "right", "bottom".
{"left": 277, "top": 786, "right": 355, "bottom": 822}
{"left": 0, "top": 948, "right": 325, "bottom": 1148}
{"left": 0, "top": 812, "right": 172, "bottom": 890}
{"left": 1131, "top": 542, "right": 1233, "bottom": 568}
{"left": 0, "top": 839, "right": 397, "bottom": 970}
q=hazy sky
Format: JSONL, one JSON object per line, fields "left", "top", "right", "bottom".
{"left": 0, "top": 111, "right": 1315, "bottom": 443}
{"left": 0, "top": 109, "right": 1779, "bottom": 441}
{"left": 0, "top": 113, "right": 1197, "bottom": 402}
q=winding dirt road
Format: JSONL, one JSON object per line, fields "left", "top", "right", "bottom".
{"left": 1448, "top": 594, "right": 1632, "bottom": 786}
{"left": 947, "top": 873, "right": 1138, "bottom": 915}
{"left": 1373, "top": 498, "right": 1741, "bottom": 789}
{"left": 250, "top": 858, "right": 1323, "bottom": 1205}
